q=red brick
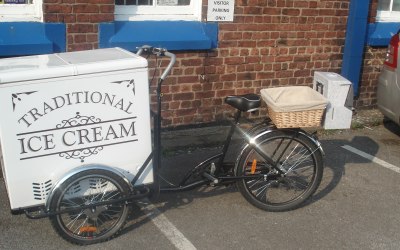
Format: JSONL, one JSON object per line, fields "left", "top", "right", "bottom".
{"left": 221, "top": 74, "right": 236, "bottom": 81}
{"left": 319, "top": 9, "right": 335, "bottom": 16}
{"left": 181, "top": 59, "right": 202, "bottom": 67}
{"left": 68, "top": 43, "right": 93, "bottom": 51}
{"left": 173, "top": 92, "right": 194, "bottom": 101}
{"left": 263, "top": 8, "right": 281, "bottom": 15}
{"left": 73, "top": 4, "right": 99, "bottom": 13}
{"left": 216, "top": 90, "right": 235, "bottom": 97}
{"left": 243, "top": 6, "right": 262, "bottom": 15}
{"left": 282, "top": 9, "right": 300, "bottom": 16}
{"left": 77, "top": 14, "right": 90, "bottom": 22}
{"left": 225, "top": 57, "right": 244, "bottom": 65}
{"left": 301, "top": 9, "right": 318, "bottom": 16}
{"left": 63, "top": 14, "right": 76, "bottom": 23}
{"left": 100, "top": 5, "right": 114, "bottom": 13}
{"left": 74, "top": 34, "right": 87, "bottom": 43}
{"left": 90, "top": 14, "right": 114, "bottom": 23}
{"left": 44, "top": 14, "right": 58, "bottom": 22}
{"left": 294, "top": 1, "right": 309, "bottom": 8}
{"left": 177, "top": 76, "right": 198, "bottom": 84}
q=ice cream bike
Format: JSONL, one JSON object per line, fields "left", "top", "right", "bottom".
{"left": 0, "top": 46, "right": 326, "bottom": 245}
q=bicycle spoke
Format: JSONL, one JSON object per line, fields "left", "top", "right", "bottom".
{"left": 254, "top": 184, "right": 269, "bottom": 198}
{"left": 286, "top": 147, "right": 319, "bottom": 173}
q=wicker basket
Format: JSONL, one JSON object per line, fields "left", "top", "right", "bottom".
{"left": 261, "top": 86, "right": 328, "bottom": 128}
{"left": 267, "top": 107, "right": 325, "bottom": 128}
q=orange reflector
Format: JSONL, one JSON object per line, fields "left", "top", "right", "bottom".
{"left": 251, "top": 159, "right": 257, "bottom": 174}
{"left": 79, "top": 226, "right": 97, "bottom": 233}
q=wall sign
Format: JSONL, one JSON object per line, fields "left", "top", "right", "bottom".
{"left": 207, "top": 0, "right": 235, "bottom": 22}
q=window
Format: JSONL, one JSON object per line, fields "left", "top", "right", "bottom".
{"left": 115, "top": 0, "right": 201, "bottom": 21}
{"left": 0, "top": 0, "right": 42, "bottom": 21}
{"left": 376, "top": 0, "right": 400, "bottom": 22}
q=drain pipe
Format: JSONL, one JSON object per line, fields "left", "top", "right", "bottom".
{"left": 341, "top": 0, "right": 371, "bottom": 97}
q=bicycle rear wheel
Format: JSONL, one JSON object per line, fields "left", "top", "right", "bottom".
{"left": 236, "top": 130, "right": 323, "bottom": 212}
{"left": 49, "top": 169, "right": 131, "bottom": 245}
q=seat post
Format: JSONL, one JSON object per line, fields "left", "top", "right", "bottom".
{"left": 233, "top": 109, "right": 242, "bottom": 123}
{"left": 217, "top": 110, "right": 242, "bottom": 172}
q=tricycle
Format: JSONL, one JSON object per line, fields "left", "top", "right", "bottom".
{"left": 0, "top": 46, "right": 325, "bottom": 245}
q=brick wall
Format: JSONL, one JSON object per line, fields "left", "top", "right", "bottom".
{"left": 154, "top": 0, "right": 351, "bottom": 126}
{"left": 357, "top": 47, "right": 386, "bottom": 107}
{"left": 43, "top": 0, "right": 387, "bottom": 127}
{"left": 43, "top": 0, "right": 114, "bottom": 51}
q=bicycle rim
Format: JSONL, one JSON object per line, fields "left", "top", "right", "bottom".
{"left": 51, "top": 171, "right": 130, "bottom": 244}
{"left": 238, "top": 131, "right": 322, "bottom": 211}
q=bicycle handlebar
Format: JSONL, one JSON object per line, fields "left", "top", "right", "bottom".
{"left": 136, "top": 45, "right": 176, "bottom": 81}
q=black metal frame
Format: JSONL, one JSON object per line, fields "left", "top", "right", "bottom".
{"left": 133, "top": 46, "right": 294, "bottom": 193}
{"left": 156, "top": 111, "right": 288, "bottom": 192}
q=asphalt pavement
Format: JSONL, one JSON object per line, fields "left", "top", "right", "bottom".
{"left": 1, "top": 109, "right": 400, "bottom": 249}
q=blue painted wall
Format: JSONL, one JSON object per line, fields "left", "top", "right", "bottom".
{"left": 0, "top": 22, "right": 66, "bottom": 57}
{"left": 367, "top": 22, "right": 400, "bottom": 46}
{"left": 99, "top": 21, "right": 218, "bottom": 51}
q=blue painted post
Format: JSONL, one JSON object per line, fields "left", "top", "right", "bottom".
{"left": 341, "top": 0, "right": 371, "bottom": 96}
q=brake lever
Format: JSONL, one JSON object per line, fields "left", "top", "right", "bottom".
{"left": 152, "top": 47, "right": 166, "bottom": 56}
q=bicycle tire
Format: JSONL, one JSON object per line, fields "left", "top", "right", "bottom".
{"left": 49, "top": 169, "right": 131, "bottom": 245}
{"left": 235, "top": 130, "right": 323, "bottom": 212}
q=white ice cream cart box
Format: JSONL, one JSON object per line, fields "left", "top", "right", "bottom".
{"left": 0, "top": 48, "right": 153, "bottom": 210}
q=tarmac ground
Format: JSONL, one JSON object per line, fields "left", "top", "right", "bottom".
{"left": 1, "top": 108, "right": 400, "bottom": 249}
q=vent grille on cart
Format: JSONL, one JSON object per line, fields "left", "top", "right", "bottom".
{"left": 32, "top": 180, "right": 52, "bottom": 201}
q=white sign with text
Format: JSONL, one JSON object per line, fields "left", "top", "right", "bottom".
{"left": 207, "top": 0, "right": 235, "bottom": 22}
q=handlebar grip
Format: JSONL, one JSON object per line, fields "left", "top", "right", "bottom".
{"left": 160, "top": 51, "right": 176, "bottom": 81}
{"left": 136, "top": 45, "right": 176, "bottom": 81}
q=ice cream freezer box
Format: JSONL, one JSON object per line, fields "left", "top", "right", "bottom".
{"left": 0, "top": 48, "right": 154, "bottom": 210}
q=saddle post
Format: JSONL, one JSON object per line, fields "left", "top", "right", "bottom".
{"left": 216, "top": 109, "right": 242, "bottom": 172}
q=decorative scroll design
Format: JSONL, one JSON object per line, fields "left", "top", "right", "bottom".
{"left": 12, "top": 91, "right": 37, "bottom": 111}
{"left": 59, "top": 147, "right": 103, "bottom": 163}
{"left": 111, "top": 79, "right": 135, "bottom": 95}
{"left": 56, "top": 112, "right": 101, "bottom": 128}
{"left": 56, "top": 112, "right": 103, "bottom": 162}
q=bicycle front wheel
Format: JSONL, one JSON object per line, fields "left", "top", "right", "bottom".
{"left": 236, "top": 130, "right": 323, "bottom": 212}
{"left": 49, "top": 169, "right": 131, "bottom": 245}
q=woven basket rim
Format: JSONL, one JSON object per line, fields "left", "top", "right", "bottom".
{"left": 267, "top": 107, "right": 324, "bottom": 128}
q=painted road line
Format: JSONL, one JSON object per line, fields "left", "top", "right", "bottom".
{"left": 342, "top": 145, "right": 400, "bottom": 174}
{"left": 138, "top": 199, "right": 197, "bottom": 250}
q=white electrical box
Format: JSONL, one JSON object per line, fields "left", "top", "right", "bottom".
{"left": 0, "top": 48, "right": 153, "bottom": 210}
{"left": 313, "top": 71, "right": 353, "bottom": 129}
{"left": 323, "top": 105, "right": 353, "bottom": 130}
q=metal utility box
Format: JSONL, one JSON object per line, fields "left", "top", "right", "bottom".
{"left": 313, "top": 71, "right": 353, "bottom": 130}
{"left": 0, "top": 48, "right": 153, "bottom": 210}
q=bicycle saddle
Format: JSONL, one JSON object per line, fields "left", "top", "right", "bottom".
{"left": 225, "top": 94, "right": 261, "bottom": 112}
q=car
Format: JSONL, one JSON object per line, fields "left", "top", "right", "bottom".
{"left": 377, "top": 31, "right": 400, "bottom": 126}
